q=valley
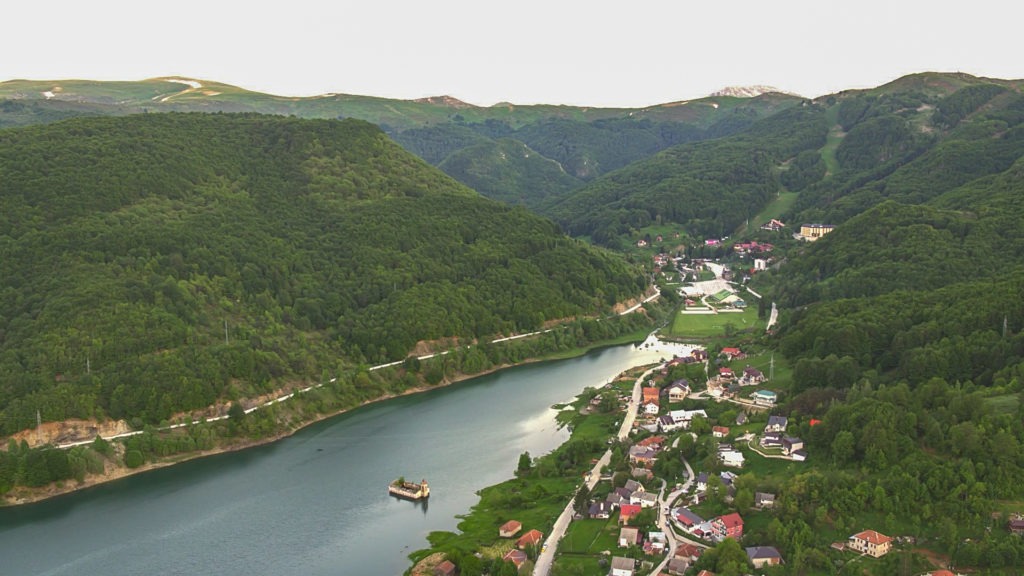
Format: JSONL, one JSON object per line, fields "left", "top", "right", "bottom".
{"left": 2, "top": 71, "right": 1024, "bottom": 575}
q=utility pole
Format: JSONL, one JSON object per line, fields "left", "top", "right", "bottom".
{"left": 769, "top": 354, "right": 775, "bottom": 382}
{"left": 36, "top": 409, "right": 42, "bottom": 445}
{"left": 224, "top": 319, "right": 229, "bottom": 345}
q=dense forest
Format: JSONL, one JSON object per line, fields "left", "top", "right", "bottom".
{"left": 541, "top": 105, "right": 829, "bottom": 246}
{"left": 0, "top": 113, "right": 649, "bottom": 435}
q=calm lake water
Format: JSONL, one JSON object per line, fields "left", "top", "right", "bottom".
{"left": 0, "top": 343, "right": 677, "bottom": 576}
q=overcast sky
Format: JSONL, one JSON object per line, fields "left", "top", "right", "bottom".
{"left": 5, "top": 1, "right": 1022, "bottom": 108}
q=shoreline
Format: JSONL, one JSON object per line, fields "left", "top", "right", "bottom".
{"left": 2, "top": 338, "right": 652, "bottom": 507}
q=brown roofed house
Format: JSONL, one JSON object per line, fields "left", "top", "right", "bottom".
{"left": 434, "top": 559, "right": 456, "bottom": 576}
{"left": 848, "top": 529, "right": 893, "bottom": 557}
{"left": 502, "top": 548, "right": 527, "bottom": 568}
{"left": 517, "top": 528, "right": 544, "bottom": 549}
{"left": 499, "top": 520, "right": 522, "bottom": 538}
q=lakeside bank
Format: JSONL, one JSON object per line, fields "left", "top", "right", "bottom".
{"left": 1, "top": 322, "right": 676, "bottom": 507}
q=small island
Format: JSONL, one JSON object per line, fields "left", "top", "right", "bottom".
{"left": 389, "top": 477, "right": 430, "bottom": 500}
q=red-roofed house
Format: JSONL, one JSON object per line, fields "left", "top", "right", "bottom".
{"left": 712, "top": 513, "right": 744, "bottom": 541}
{"left": 619, "top": 504, "right": 642, "bottom": 525}
{"left": 809, "top": 419, "right": 822, "bottom": 427}
{"left": 718, "top": 367, "right": 734, "bottom": 380}
{"left": 643, "top": 387, "right": 660, "bottom": 404}
{"left": 517, "top": 529, "right": 544, "bottom": 549}
{"left": 848, "top": 530, "right": 892, "bottom": 557}
{"left": 712, "top": 426, "right": 730, "bottom": 438}
{"left": 499, "top": 520, "right": 522, "bottom": 538}
{"left": 638, "top": 435, "right": 666, "bottom": 448}
{"left": 434, "top": 559, "right": 456, "bottom": 576}
{"left": 721, "top": 347, "right": 744, "bottom": 360}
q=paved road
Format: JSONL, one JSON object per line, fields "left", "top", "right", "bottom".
{"left": 534, "top": 362, "right": 661, "bottom": 576}
{"left": 650, "top": 455, "right": 706, "bottom": 575}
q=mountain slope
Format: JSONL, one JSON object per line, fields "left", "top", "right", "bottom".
{"left": 0, "top": 113, "right": 646, "bottom": 432}
{"left": 542, "top": 105, "right": 829, "bottom": 246}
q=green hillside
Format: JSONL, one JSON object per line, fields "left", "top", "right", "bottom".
{"left": 437, "top": 138, "right": 583, "bottom": 208}
{"left": 542, "top": 105, "right": 829, "bottom": 246}
{"left": 0, "top": 113, "right": 647, "bottom": 433}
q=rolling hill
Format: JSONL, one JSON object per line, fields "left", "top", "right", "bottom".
{"left": 0, "top": 112, "right": 648, "bottom": 433}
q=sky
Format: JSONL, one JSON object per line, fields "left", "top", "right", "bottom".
{"left": 5, "top": 0, "right": 1023, "bottom": 108}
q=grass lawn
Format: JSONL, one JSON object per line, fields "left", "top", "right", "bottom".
{"left": 983, "top": 393, "right": 1020, "bottom": 414}
{"left": 821, "top": 104, "right": 843, "bottom": 176}
{"left": 748, "top": 190, "right": 799, "bottom": 231}
{"left": 551, "top": 553, "right": 607, "bottom": 576}
{"left": 728, "top": 351, "right": 794, "bottom": 392}
{"left": 665, "top": 306, "right": 763, "bottom": 339}
{"left": 561, "top": 518, "right": 615, "bottom": 554}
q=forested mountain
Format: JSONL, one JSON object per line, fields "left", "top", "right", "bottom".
{"left": 541, "top": 105, "right": 830, "bottom": 246}
{"left": 0, "top": 78, "right": 802, "bottom": 209}
{"left": 0, "top": 113, "right": 648, "bottom": 433}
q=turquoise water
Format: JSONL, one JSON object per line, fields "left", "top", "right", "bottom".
{"left": 0, "top": 344, "right": 672, "bottom": 575}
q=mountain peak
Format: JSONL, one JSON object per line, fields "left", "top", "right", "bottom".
{"left": 709, "top": 86, "right": 790, "bottom": 98}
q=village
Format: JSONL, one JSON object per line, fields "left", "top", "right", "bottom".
{"left": 420, "top": 251, "right": 1020, "bottom": 576}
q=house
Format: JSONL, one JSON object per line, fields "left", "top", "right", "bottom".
{"left": 761, "top": 218, "right": 786, "bottom": 231}
{"left": 619, "top": 526, "right": 641, "bottom": 547}
{"left": 718, "top": 445, "right": 745, "bottom": 467}
{"left": 712, "top": 512, "right": 744, "bottom": 541}
{"left": 753, "top": 258, "right": 769, "bottom": 271}
{"left": 713, "top": 426, "right": 730, "bottom": 438}
{"left": 643, "top": 402, "right": 660, "bottom": 416}
{"left": 799, "top": 223, "right": 835, "bottom": 240}
{"left": 675, "top": 508, "right": 705, "bottom": 532}
{"left": 745, "top": 546, "right": 783, "bottom": 568}
{"left": 516, "top": 529, "right": 544, "bottom": 550}
{"left": 718, "top": 367, "right": 734, "bottom": 380}
{"left": 434, "top": 559, "right": 457, "bottom": 576}
{"left": 666, "top": 380, "right": 690, "bottom": 402}
{"left": 765, "top": 415, "right": 788, "bottom": 433}
{"left": 761, "top": 432, "right": 783, "bottom": 448}
{"left": 1009, "top": 519, "right": 1024, "bottom": 534}
{"left": 625, "top": 479, "right": 645, "bottom": 493}
{"left": 782, "top": 436, "right": 804, "bottom": 455}
{"left": 848, "top": 530, "right": 893, "bottom": 557}
{"left": 619, "top": 504, "right": 642, "bottom": 525}
{"left": 666, "top": 557, "right": 690, "bottom": 575}
{"left": 499, "top": 520, "right": 522, "bottom": 538}
{"left": 721, "top": 347, "right": 744, "bottom": 360}
{"left": 696, "top": 472, "right": 709, "bottom": 492}
{"left": 632, "top": 467, "right": 654, "bottom": 480}
{"left": 658, "top": 415, "right": 682, "bottom": 433}
{"left": 696, "top": 570, "right": 716, "bottom": 576}
{"left": 740, "top": 367, "right": 764, "bottom": 386}
{"left": 643, "top": 386, "right": 660, "bottom": 404}
{"left": 636, "top": 492, "right": 660, "bottom": 508}
{"left": 736, "top": 412, "right": 747, "bottom": 425}
{"left": 755, "top": 492, "right": 776, "bottom": 509}
{"left": 502, "top": 549, "right": 527, "bottom": 569}
{"left": 638, "top": 436, "right": 665, "bottom": 449}
{"left": 629, "top": 446, "right": 657, "bottom": 466}
{"left": 589, "top": 501, "right": 613, "bottom": 519}
{"left": 644, "top": 531, "right": 667, "bottom": 554}
{"left": 752, "top": 389, "right": 777, "bottom": 406}
{"left": 637, "top": 239, "right": 648, "bottom": 247}
{"left": 790, "top": 449, "right": 808, "bottom": 462}
{"left": 675, "top": 542, "right": 703, "bottom": 561}
{"left": 610, "top": 556, "right": 635, "bottom": 576}
{"left": 692, "top": 349, "right": 708, "bottom": 361}
{"left": 606, "top": 492, "right": 627, "bottom": 508}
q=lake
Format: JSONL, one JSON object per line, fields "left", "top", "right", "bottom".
{"left": 0, "top": 342, "right": 682, "bottom": 575}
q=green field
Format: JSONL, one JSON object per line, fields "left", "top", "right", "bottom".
{"left": 746, "top": 190, "right": 799, "bottom": 233}
{"left": 983, "top": 394, "right": 1020, "bottom": 414}
{"left": 665, "top": 306, "right": 764, "bottom": 339}
{"left": 821, "top": 103, "right": 843, "bottom": 176}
